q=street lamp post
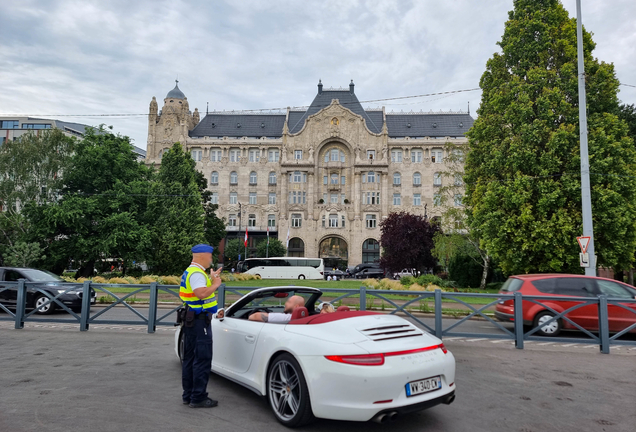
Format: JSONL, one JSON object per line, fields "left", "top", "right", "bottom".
{"left": 576, "top": 0, "right": 596, "bottom": 276}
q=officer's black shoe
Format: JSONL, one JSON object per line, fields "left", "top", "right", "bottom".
{"left": 182, "top": 400, "right": 190, "bottom": 405}
{"left": 189, "top": 398, "right": 218, "bottom": 408}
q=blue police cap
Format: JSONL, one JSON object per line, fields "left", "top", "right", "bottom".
{"left": 191, "top": 244, "right": 214, "bottom": 253}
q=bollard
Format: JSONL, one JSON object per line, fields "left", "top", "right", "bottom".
{"left": 148, "top": 282, "right": 158, "bottom": 333}
{"left": 14, "top": 280, "right": 27, "bottom": 329}
{"left": 434, "top": 289, "right": 443, "bottom": 339}
{"left": 514, "top": 291, "right": 524, "bottom": 349}
{"left": 359, "top": 286, "right": 366, "bottom": 311}
{"left": 80, "top": 280, "right": 92, "bottom": 331}
{"left": 598, "top": 295, "right": 610, "bottom": 354}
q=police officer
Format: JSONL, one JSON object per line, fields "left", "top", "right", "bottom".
{"left": 179, "top": 244, "right": 223, "bottom": 408}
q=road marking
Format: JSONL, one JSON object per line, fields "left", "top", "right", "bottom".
{"left": 537, "top": 342, "right": 554, "bottom": 346}
{"left": 442, "top": 337, "right": 464, "bottom": 340}
{"left": 465, "top": 338, "right": 487, "bottom": 342}
{"left": 490, "top": 339, "right": 510, "bottom": 343}
{"left": 560, "top": 344, "right": 578, "bottom": 347}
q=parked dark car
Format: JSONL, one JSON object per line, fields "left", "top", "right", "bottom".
{"left": 0, "top": 267, "right": 96, "bottom": 315}
{"left": 353, "top": 267, "right": 385, "bottom": 279}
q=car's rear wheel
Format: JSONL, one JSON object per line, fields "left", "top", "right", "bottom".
{"left": 34, "top": 294, "right": 55, "bottom": 315}
{"left": 267, "top": 353, "right": 314, "bottom": 427}
{"left": 298, "top": 275, "right": 305, "bottom": 280}
{"left": 534, "top": 311, "right": 562, "bottom": 337}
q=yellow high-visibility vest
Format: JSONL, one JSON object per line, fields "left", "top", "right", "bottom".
{"left": 179, "top": 265, "right": 217, "bottom": 313}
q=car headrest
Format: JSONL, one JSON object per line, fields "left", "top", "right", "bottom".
{"left": 291, "top": 307, "right": 308, "bottom": 320}
{"left": 337, "top": 306, "right": 351, "bottom": 312}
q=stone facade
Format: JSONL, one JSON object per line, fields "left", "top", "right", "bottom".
{"left": 146, "top": 81, "right": 472, "bottom": 266}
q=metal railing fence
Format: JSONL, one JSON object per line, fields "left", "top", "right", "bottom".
{"left": 1, "top": 281, "right": 634, "bottom": 354}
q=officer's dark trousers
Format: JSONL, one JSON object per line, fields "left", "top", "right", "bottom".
{"left": 181, "top": 317, "right": 212, "bottom": 404}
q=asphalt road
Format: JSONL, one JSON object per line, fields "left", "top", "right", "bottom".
{"left": 0, "top": 324, "right": 634, "bottom": 432}
{"left": 4, "top": 305, "right": 635, "bottom": 342}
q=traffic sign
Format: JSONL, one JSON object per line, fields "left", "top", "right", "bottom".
{"left": 579, "top": 253, "right": 590, "bottom": 268}
{"left": 577, "top": 236, "right": 591, "bottom": 254}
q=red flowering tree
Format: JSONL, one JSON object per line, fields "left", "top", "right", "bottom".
{"left": 379, "top": 212, "right": 440, "bottom": 273}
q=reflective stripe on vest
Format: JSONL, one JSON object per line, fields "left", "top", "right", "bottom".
{"left": 179, "top": 266, "right": 217, "bottom": 313}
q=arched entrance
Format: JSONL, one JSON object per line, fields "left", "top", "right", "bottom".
{"left": 288, "top": 237, "right": 305, "bottom": 257}
{"left": 362, "top": 238, "right": 380, "bottom": 264}
{"left": 319, "top": 236, "right": 348, "bottom": 270}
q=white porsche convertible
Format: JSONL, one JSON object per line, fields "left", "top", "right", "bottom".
{"left": 174, "top": 286, "right": 456, "bottom": 427}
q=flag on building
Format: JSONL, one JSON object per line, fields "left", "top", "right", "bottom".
{"left": 244, "top": 226, "right": 248, "bottom": 247}
{"left": 286, "top": 227, "right": 290, "bottom": 248}
{"left": 267, "top": 226, "right": 270, "bottom": 245}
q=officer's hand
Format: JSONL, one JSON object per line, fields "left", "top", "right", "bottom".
{"left": 210, "top": 267, "right": 222, "bottom": 279}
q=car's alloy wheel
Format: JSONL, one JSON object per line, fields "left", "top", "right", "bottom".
{"left": 178, "top": 331, "right": 185, "bottom": 364}
{"left": 34, "top": 295, "right": 55, "bottom": 315}
{"left": 268, "top": 354, "right": 314, "bottom": 427}
{"left": 534, "top": 311, "right": 561, "bottom": 336}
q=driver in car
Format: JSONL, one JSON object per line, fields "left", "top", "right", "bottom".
{"left": 248, "top": 295, "right": 305, "bottom": 323}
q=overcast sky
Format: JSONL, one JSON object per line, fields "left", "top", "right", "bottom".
{"left": 1, "top": 0, "right": 635, "bottom": 149}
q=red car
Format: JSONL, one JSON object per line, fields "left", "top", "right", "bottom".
{"left": 495, "top": 274, "right": 636, "bottom": 336}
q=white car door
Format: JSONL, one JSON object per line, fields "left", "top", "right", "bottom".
{"left": 213, "top": 317, "right": 264, "bottom": 374}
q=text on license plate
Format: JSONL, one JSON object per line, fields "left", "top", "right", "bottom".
{"left": 405, "top": 376, "right": 441, "bottom": 397}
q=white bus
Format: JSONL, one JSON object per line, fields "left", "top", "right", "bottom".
{"left": 241, "top": 257, "right": 324, "bottom": 280}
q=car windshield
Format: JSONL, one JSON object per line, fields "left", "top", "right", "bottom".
{"left": 21, "top": 269, "right": 63, "bottom": 282}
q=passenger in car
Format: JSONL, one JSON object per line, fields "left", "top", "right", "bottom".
{"left": 248, "top": 295, "right": 305, "bottom": 323}
{"left": 318, "top": 303, "right": 335, "bottom": 314}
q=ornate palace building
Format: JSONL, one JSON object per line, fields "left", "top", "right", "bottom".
{"left": 146, "top": 80, "right": 473, "bottom": 267}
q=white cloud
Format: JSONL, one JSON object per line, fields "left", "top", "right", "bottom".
{"left": 0, "top": 0, "right": 634, "bottom": 148}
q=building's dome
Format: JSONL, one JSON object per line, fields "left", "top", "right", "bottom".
{"left": 166, "top": 81, "right": 185, "bottom": 99}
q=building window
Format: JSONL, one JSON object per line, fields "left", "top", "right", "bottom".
{"left": 454, "top": 174, "right": 463, "bottom": 186}
{"left": 210, "top": 148, "right": 222, "bottom": 162}
{"left": 249, "top": 192, "right": 257, "bottom": 204}
{"left": 453, "top": 149, "right": 464, "bottom": 162}
{"left": 367, "top": 150, "right": 375, "bottom": 160}
{"left": 303, "top": 173, "right": 307, "bottom": 183}
{"left": 249, "top": 149, "right": 260, "bottom": 162}
{"left": 366, "top": 214, "right": 377, "bottom": 228}
{"left": 295, "top": 150, "right": 303, "bottom": 160}
{"left": 411, "top": 149, "right": 423, "bottom": 163}
{"left": 230, "top": 148, "right": 241, "bottom": 162}
{"left": 454, "top": 194, "right": 462, "bottom": 206}
{"left": 292, "top": 171, "right": 301, "bottom": 183}
{"left": 330, "top": 193, "right": 338, "bottom": 204}
{"left": 268, "top": 171, "right": 277, "bottom": 185}
{"left": 393, "top": 193, "right": 401, "bottom": 206}
{"left": 433, "top": 193, "right": 441, "bottom": 207}
{"left": 434, "top": 172, "right": 442, "bottom": 186}
{"left": 268, "top": 149, "right": 280, "bottom": 162}
{"left": 230, "top": 171, "right": 238, "bottom": 184}
{"left": 362, "top": 238, "right": 380, "bottom": 263}
{"left": 210, "top": 192, "right": 218, "bottom": 204}
{"left": 323, "top": 176, "right": 328, "bottom": 185}
{"left": 341, "top": 176, "right": 346, "bottom": 185}
{"left": 302, "top": 191, "right": 306, "bottom": 204}
{"left": 228, "top": 214, "right": 237, "bottom": 226}
{"left": 249, "top": 171, "right": 258, "bottom": 185}
{"left": 323, "top": 193, "right": 327, "bottom": 203}
{"left": 291, "top": 214, "right": 302, "bottom": 228}
{"left": 268, "top": 193, "right": 276, "bottom": 205}
{"left": 288, "top": 237, "right": 305, "bottom": 257}
{"left": 210, "top": 171, "right": 219, "bottom": 184}
{"left": 431, "top": 149, "right": 443, "bottom": 163}
{"left": 391, "top": 150, "right": 403, "bottom": 162}
{"left": 341, "top": 194, "right": 346, "bottom": 204}
{"left": 268, "top": 214, "right": 276, "bottom": 227}
{"left": 393, "top": 173, "right": 401, "bottom": 185}
{"left": 0, "top": 120, "right": 19, "bottom": 129}
{"left": 413, "top": 194, "right": 421, "bottom": 206}
{"left": 364, "top": 192, "right": 380, "bottom": 205}
{"left": 229, "top": 192, "right": 238, "bottom": 204}
{"left": 413, "top": 172, "right": 421, "bottom": 185}
{"left": 341, "top": 215, "right": 346, "bottom": 228}
{"left": 330, "top": 173, "right": 339, "bottom": 184}
{"left": 191, "top": 149, "right": 202, "bottom": 161}
{"left": 329, "top": 214, "right": 338, "bottom": 227}
{"left": 365, "top": 171, "right": 375, "bottom": 183}
{"left": 248, "top": 214, "right": 256, "bottom": 227}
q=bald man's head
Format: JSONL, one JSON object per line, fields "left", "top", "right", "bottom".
{"left": 284, "top": 295, "right": 305, "bottom": 313}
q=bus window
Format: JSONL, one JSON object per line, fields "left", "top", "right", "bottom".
{"left": 308, "top": 259, "right": 321, "bottom": 268}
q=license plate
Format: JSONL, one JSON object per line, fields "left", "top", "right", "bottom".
{"left": 405, "top": 376, "right": 441, "bottom": 397}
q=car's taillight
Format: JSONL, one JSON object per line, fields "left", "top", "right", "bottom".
{"left": 438, "top": 343, "right": 448, "bottom": 354}
{"left": 325, "top": 354, "right": 385, "bottom": 366}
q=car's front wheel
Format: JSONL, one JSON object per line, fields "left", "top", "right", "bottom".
{"left": 533, "top": 311, "right": 562, "bottom": 337}
{"left": 267, "top": 353, "right": 314, "bottom": 427}
{"left": 33, "top": 294, "right": 55, "bottom": 315}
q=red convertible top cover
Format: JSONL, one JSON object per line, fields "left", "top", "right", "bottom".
{"left": 288, "top": 310, "right": 381, "bottom": 325}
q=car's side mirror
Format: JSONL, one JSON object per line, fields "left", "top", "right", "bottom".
{"left": 215, "top": 308, "right": 225, "bottom": 321}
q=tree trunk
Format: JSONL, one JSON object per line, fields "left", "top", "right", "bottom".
{"left": 629, "top": 269, "right": 634, "bottom": 286}
{"left": 479, "top": 255, "right": 490, "bottom": 290}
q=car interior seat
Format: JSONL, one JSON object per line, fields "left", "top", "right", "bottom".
{"left": 336, "top": 306, "right": 351, "bottom": 312}
{"left": 291, "top": 307, "right": 309, "bottom": 320}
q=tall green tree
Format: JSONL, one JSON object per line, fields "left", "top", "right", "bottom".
{"left": 256, "top": 238, "right": 286, "bottom": 258}
{"left": 223, "top": 238, "right": 242, "bottom": 263}
{"left": 465, "top": 0, "right": 636, "bottom": 274}
{"left": 194, "top": 170, "right": 226, "bottom": 248}
{"left": 617, "top": 103, "right": 636, "bottom": 141}
{"left": 0, "top": 129, "right": 75, "bottom": 263}
{"left": 379, "top": 212, "right": 440, "bottom": 273}
{"left": 146, "top": 143, "right": 205, "bottom": 274}
{"left": 26, "top": 128, "right": 152, "bottom": 275}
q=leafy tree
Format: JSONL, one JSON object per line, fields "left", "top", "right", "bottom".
{"left": 448, "top": 252, "right": 485, "bottom": 288}
{"left": 465, "top": 0, "right": 636, "bottom": 274}
{"left": 194, "top": 170, "right": 226, "bottom": 248}
{"left": 3, "top": 241, "right": 45, "bottom": 268}
{"left": 26, "top": 128, "right": 152, "bottom": 275}
{"left": 0, "top": 129, "right": 75, "bottom": 263}
{"left": 146, "top": 143, "right": 205, "bottom": 274}
{"left": 256, "top": 238, "right": 286, "bottom": 258}
{"left": 379, "top": 212, "right": 440, "bottom": 273}
{"left": 223, "top": 238, "right": 242, "bottom": 263}
{"left": 617, "top": 103, "right": 636, "bottom": 141}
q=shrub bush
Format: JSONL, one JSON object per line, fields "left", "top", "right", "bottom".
{"left": 124, "top": 276, "right": 138, "bottom": 284}
{"left": 158, "top": 276, "right": 181, "bottom": 285}
{"left": 92, "top": 276, "right": 108, "bottom": 284}
{"left": 408, "top": 283, "right": 426, "bottom": 292}
{"left": 362, "top": 278, "right": 379, "bottom": 289}
{"left": 108, "top": 277, "right": 130, "bottom": 285}
{"left": 400, "top": 276, "right": 415, "bottom": 286}
{"left": 416, "top": 275, "right": 444, "bottom": 286}
{"left": 139, "top": 275, "right": 159, "bottom": 284}
{"left": 448, "top": 253, "right": 484, "bottom": 288}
